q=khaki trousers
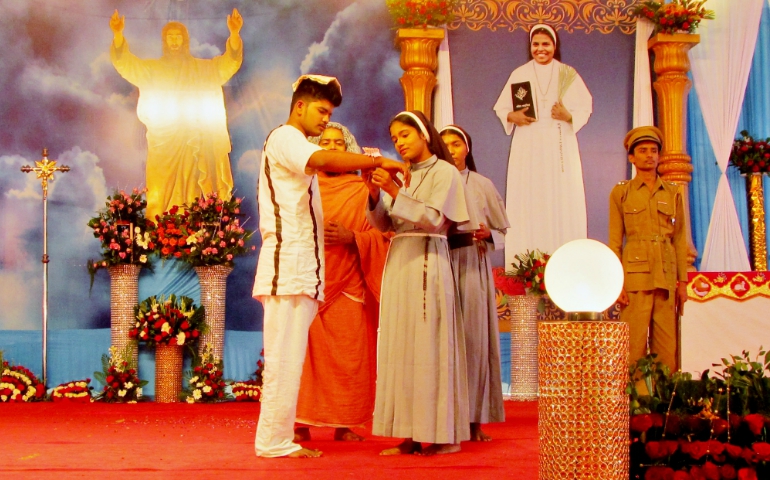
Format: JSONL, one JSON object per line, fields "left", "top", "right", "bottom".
{"left": 621, "top": 288, "right": 678, "bottom": 373}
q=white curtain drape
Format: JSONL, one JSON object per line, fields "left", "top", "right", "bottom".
{"left": 691, "top": 0, "right": 762, "bottom": 271}
{"left": 433, "top": 27, "right": 454, "bottom": 129}
{"left": 633, "top": 18, "right": 655, "bottom": 129}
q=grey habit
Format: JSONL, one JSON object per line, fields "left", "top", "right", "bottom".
{"left": 450, "top": 168, "right": 510, "bottom": 424}
{"left": 367, "top": 155, "right": 471, "bottom": 444}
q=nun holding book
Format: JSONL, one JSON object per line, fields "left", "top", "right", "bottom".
{"left": 493, "top": 23, "right": 592, "bottom": 265}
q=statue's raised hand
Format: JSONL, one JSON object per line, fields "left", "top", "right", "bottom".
{"left": 227, "top": 8, "right": 243, "bottom": 35}
{"left": 110, "top": 10, "right": 124, "bottom": 35}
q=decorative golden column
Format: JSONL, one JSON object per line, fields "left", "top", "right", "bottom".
{"left": 747, "top": 174, "right": 768, "bottom": 270}
{"left": 648, "top": 33, "right": 700, "bottom": 269}
{"left": 396, "top": 27, "right": 444, "bottom": 120}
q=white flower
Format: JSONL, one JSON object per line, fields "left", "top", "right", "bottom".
{"left": 193, "top": 389, "right": 202, "bottom": 400}
{"left": 139, "top": 255, "right": 148, "bottom": 263}
{"left": 118, "top": 389, "right": 126, "bottom": 397}
{"left": 161, "top": 322, "right": 171, "bottom": 334}
{"left": 189, "top": 376, "right": 199, "bottom": 384}
{"left": 186, "top": 396, "right": 195, "bottom": 404}
{"left": 202, "top": 385, "right": 212, "bottom": 393}
{"left": 124, "top": 382, "right": 134, "bottom": 389}
{"left": 1, "top": 395, "right": 7, "bottom": 401}
{"left": 176, "top": 332, "right": 186, "bottom": 345}
{"left": 196, "top": 382, "right": 204, "bottom": 388}
{"left": 136, "top": 387, "right": 143, "bottom": 397}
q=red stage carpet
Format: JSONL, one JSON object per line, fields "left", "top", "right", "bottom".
{"left": 1, "top": 400, "right": 537, "bottom": 479}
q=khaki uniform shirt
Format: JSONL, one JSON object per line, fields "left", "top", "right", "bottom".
{"left": 608, "top": 175, "right": 688, "bottom": 293}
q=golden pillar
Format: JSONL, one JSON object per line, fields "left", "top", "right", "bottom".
{"left": 747, "top": 174, "right": 768, "bottom": 270}
{"left": 396, "top": 27, "right": 444, "bottom": 120}
{"left": 648, "top": 33, "right": 700, "bottom": 269}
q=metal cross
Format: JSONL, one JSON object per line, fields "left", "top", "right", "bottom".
{"left": 20, "top": 148, "right": 71, "bottom": 386}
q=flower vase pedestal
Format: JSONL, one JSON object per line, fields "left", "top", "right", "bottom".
{"left": 538, "top": 320, "right": 630, "bottom": 479}
{"left": 396, "top": 27, "right": 444, "bottom": 120}
{"left": 107, "top": 264, "right": 141, "bottom": 367}
{"left": 195, "top": 265, "right": 233, "bottom": 360}
{"left": 155, "top": 344, "right": 183, "bottom": 403}
{"left": 747, "top": 173, "right": 768, "bottom": 270}
{"left": 508, "top": 294, "right": 539, "bottom": 400}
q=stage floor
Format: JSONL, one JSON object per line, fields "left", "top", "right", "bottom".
{"left": 1, "top": 400, "right": 537, "bottom": 479}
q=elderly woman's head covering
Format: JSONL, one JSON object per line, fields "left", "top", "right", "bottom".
{"left": 439, "top": 124, "right": 477, "bottom": 172}
{"left": 308, "top": 122, "right": 362, "bottom": 154}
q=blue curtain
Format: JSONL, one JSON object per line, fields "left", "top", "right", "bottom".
{"left": 687, "top": 1, "right": 770, "bottom": 269}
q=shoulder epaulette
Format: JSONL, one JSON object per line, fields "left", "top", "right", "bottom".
{"left": 617, "top": 180, "right": 628, "bottom": 185}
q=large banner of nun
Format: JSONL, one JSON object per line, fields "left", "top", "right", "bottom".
{"left": 0, "top": 0, "right": 634, "bottom": 332}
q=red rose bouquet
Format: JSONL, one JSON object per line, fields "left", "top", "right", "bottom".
{"left": 50, "top": 379, "right": 93, "bottom": 403}
{"left": 0, "top": 352, "right": 46, "bottom": 402}
{"left": 633, "top": 0, "right": 715, "bottom": 35}
{"left": 151, "top": 205, "right": 190, "bottom": 260}
{"left": 506, "top": 250, "right": 550, "bottom": 296}
{"left": 93, "top": 345, "right": 148, "bottom": 403}
{"left": 183, "top": 344, "right": 230, "bottom": 403}
{"left": 130, "top": 294, "right": 205, "bottom": 347}
{"left": 386, "top": 0, "right": 459, "bottom": 29}
{"left": 181, "top": 193, "right": 254, "bottom": 267}
{"left": 730, "top": 130, "right": 770, "bottom": 175}
{"left": 87, "top": 188, "right": 155, "bottom": 286}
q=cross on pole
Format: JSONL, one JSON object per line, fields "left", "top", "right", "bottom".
{"left": 20, "top": 148, "right": 70, "bottom": 386}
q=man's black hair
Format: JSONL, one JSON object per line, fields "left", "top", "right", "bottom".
{"left": 290, "top": 79, "right": 342, "bottom": 113}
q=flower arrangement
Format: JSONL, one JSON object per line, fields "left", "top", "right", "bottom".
{"left": 87, "top": 189, "right": 155, "bottom": 284}
{"left": 386, "top": 0, "right": 459, "bottom": 28}
{"left": 151, "top": 205, "right": 191, "bottom": 260}
{"left": 180, "top": 193, "right": 254, "bottom": 267}
{"left": 633, "top": 0, "right": 715, "bottom": 35}
{"left": 130, "top": 294, "right": 205, "bottom": 347}
{"left": 493, "top": 266, "right": 526, "bottom": 297}
{"left": 182, "top": 344, "right": 230, "bottom": 403}
{"left": 0, "top": 352, "right": 46, "bottom": 402}
{"left": 628, "top": 351, "right": 770, "bottom": 479}
{"left": 50, "top": 379, "right": 93, "bottom": 403}
{"left": 93, "top": 345, "right": 147, "bottom": 403}
{"left": 231, "top": 350, "right": 264, "bottom": 402}
{"left": 730, "top": 130, "right": 770, "bottom": 175}
{"left": 506, "top": 250, "right": 550, "bottom": 296}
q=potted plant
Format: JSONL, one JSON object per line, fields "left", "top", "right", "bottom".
{"left": 633, "top": 0, "right": 715, "bottom": 35}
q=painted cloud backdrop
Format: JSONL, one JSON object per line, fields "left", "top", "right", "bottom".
{"left": 0, "top": 0, "right": 403, "bottom": 330}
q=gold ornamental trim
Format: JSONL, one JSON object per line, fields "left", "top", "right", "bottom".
{"left": 448, "top": 0, "right": 643, "bottom": 34}
{"left": 688, "top": 272, "right": 770, "bottom": 303}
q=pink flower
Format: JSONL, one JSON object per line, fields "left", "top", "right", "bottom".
{"left": 119, "top": 252, "right": 126, "bottom": 259}
{"left": 226, "top": 254, "right": 233, "bottom": 261}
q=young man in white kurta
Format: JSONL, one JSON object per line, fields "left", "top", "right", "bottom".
{"left": 252, "top": 75, "right": 408, "bottom": 458}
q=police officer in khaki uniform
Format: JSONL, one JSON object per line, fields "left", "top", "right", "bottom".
{"left": 608, "top": 126, "right": 688, "bottom": 374}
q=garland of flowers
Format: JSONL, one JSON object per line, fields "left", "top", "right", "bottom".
{"left": 87, "top": 189, "right": 155, "bottom": 286}
{"left": 730, "top": 130, "right": 770, "bottom": 175}
{"left": 231, "top": 349, "right": 264, "bottom": 402}
{"left": 130, "top": 294, "right": 205, "bottom": 347}
{"left": 93, "top": 345, "right": 147, "bottom": 403}
{"left": 50, "top": 379, "right": 93, "bottom": 403}
{"left": 633, "top": 0, "right": 715, "bottom": 35}
{"left": 0, "top": 351, "right": 46, "bottom": 403}
{"left": 182, "top": 344, "right": 231, "bottom": 403}
{"left": 629, "top": 351, "right": 770, "bottom": 479}
{"left": 386, "top": 0, "right": 459, "bottom": 29}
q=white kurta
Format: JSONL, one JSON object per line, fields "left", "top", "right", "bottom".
{"left": 367, "top": 156, "right": 471, "bottom": 444}
{"left": 494, "top": 59, "right": 592, "bottom": 265}
{"left": 450, "top": 169, "right": 509, "bottom": 424}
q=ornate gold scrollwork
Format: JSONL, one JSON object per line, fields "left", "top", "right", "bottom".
{"left": 448, "top": 0, "right": 642, "bottom": 34}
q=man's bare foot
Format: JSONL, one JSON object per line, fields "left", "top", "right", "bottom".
{"left": 379, "top": 438, "right": 421, "bottom": 456}
{"left": 334, "top": 428, "right": 364, "bottom": 441}
{"left": 470, "top": 423, "right": 492, "bottom": 442}
{"left": 417, "top": 443, "right": 461, "bottom": 456}
{"left": 293, "top": 427, "right": 311, "bottom": 443}
{"left": 287, "top": 447, "right": 322, "bottom": 458}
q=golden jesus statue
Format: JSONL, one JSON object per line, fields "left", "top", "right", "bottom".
{"left": 110, "top": 9, "right": 243, "bottom": 219}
